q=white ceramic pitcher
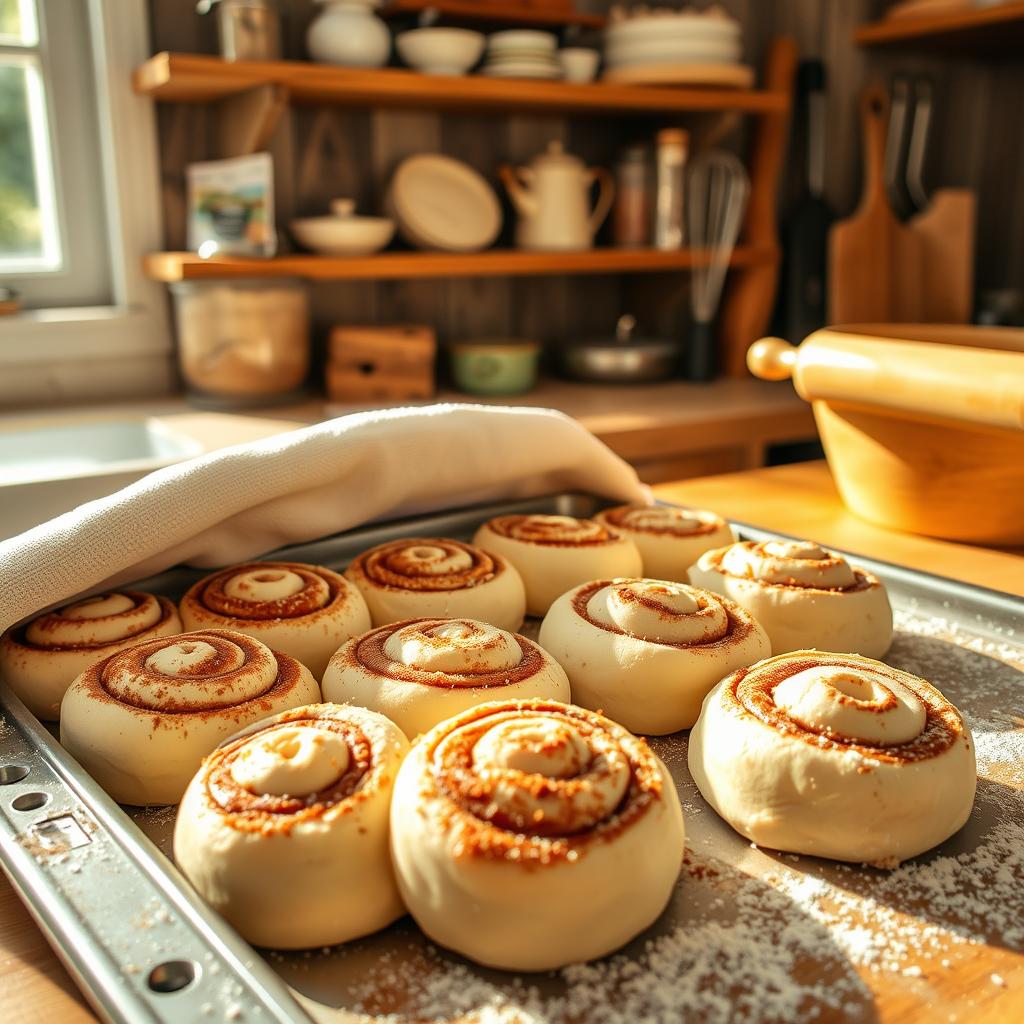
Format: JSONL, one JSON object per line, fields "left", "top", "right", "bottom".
{"left": 500, "top": 141, "right": 614, "bottom": 251}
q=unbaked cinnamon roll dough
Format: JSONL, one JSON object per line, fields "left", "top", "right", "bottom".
{"left": 689, "top": 539, "right": 893, "bottom": 658}
{"left": 539, "top": 578, "right": 770, "bottom": 734}
{"left": 175, "top": 703, "right": 409, "bottom": 949}
{"left": 180, "top": 562, "right": 371, "bottom": 678}
{"left": 595, "top": 504, "right": 735, "bottom": 581}
{"left": 0, "top": 592, "right": 182, "bottom": 720}
{"left": 323, "top": 617, "right": 570, "bottom": 738}
{"left": 60, "top": 629, "right": 320, "bottom": 805}
{"left": 473, "top": 514, "right": 643, "bottom": 616}
{"left": 390, "top": 699, "right": 685, "bottom": 970}
{"left": 345, "top": 537, "right": 526, "bottom": 631}
{"left": 689, "top": 651, "right": 976, "bottom": 865}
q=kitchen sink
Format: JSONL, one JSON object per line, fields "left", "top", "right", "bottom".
{"left": 0, "top": 417, "right": 203, "bottom": 542}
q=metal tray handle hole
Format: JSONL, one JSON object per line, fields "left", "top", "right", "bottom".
{"left": 12, "top": 791, "right": 48, "bottom": 811}
{"left": 148, "top": 959, "right": 200, "bottom": 994}
{"left": 0, "top": 765, "right": 30, "bottom": 785}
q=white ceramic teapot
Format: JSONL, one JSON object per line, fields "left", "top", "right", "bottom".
{"left": 500, "top": 141, "right": 614, "bottom": 251}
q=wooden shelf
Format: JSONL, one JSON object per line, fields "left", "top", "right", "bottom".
{"left": 143, "top": 246, "right": 775, "bottom": 283}
{"left": 380, "top": 0, "right": 605, "bottom": 29}
{"left": 855, "top": 1, "right": 1024, "bottom": 51}
{"left": 133, "top": 53, "right": 784, "bottom": 116}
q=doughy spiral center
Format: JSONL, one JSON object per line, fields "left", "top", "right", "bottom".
{"left": 25, "top": 592, "right": 162, "bottom": 647}
{"left": 773, "top": 666, "right": 926, "bottom": 746}
{"left": 196, "top": 563, "right": 335, "bottom": 620}
{"left": 229, "top": 724, "right": 351, "bottom": 797}
{"left": 435, "top": 708, "right": 632, "bottom": 837}
{"left": 383, "top": 619, "right": 521, "bottom": 674}
{"left": 355, "top": 538, "right": 499, "bottom": 592}
{"left": 102, "top": 632, "right": 278, "bottom": 711}
{"left": 489, "top": 514, "right": 615, "bottom": 546}
{"left": 586, "top": 579, "right": 730, "bottom": 645}
{"left": 223, "top": 568, "right": 308, "bottom": 603}
{"left": 732, "top": 653, "right": 964, "bottom": 764}
{"left": 620, "top": 506, "right": 708, "bottom": 534}
{"left": 721, "top": 540, "right": 856, "bottom": 588}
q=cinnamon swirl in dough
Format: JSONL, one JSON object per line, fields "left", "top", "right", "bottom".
{"left": 60, "top": 630, "right": 320, "bottom": 805}
{"left": 595, "top": 504, "right": 735, "bottom": 581}
{"left": 175, "top": 703, "right": 409, "bottom": 949}
{"left": 390, "top": 699, "right": 685, "bottom": 970}
{"left": 323, "top": 617, "right": 569, "bottom": 738}
{"left": 688, "top": 539, "right": 893, "bottom": 658}
{"left": 0, "top": 592, "right": 181, "bottom": 720}
{"left": 539, "top": 579, "right": 770, "bottom": 733}
{"left": 345, "top": 538, "right": 526, "bottom": 631}
{"left": 689, "top": 651, "right": 976, "bottom": 865}
{"left": 180, "top": 562, "right": 370, "bottom": 678}
{"left": 473, "top": 514, "right": 642, "bottom": 616}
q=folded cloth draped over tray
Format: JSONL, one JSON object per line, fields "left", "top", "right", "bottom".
{"left": 0, "top": 404, "right": 649, "bottom": 633}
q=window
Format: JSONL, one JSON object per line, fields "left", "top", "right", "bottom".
{"left": 0, "top": 0, "right": 172, "bottom": 405}
{"left": 0, "top": 0, "right": 113, "bottom": 307}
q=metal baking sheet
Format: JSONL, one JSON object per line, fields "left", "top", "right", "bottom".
{"left": 2, "top": 493, "right": 1022, "bottom": 1024}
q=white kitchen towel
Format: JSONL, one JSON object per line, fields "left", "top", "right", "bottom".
{"left": 0, "top": 404, "right": 649, "bottom": 633}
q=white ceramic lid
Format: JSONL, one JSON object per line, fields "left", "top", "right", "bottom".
{"left": 389, "top": 154, "right": 502, "bottom": 253}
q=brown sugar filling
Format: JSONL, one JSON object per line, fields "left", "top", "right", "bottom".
{"left": 728, "top": 654, "right": 966, "bottom": 764}
{"left": 189, "top": 562, "right": 343, "bottom": 621}
{"left": 352, "top": 538, "right": 500, "bottom": 592}
{"left": 204, "top": 714, "right": 373, "bottom": 835}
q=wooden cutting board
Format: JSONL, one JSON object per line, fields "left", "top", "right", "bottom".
{"left": 829, "top": 86, "right": 925, "bottom": 324}
{"left": 909, "top": 188, "right": 976, "bottom": 323}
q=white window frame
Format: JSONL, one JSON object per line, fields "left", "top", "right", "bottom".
{"left": 0, "top": 0, "right": 173, "bottom": 405}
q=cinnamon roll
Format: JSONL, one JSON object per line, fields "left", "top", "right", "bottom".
{"left": 174, "top": 703, "right": 409, "bottom": 949}
{"left": 0, "top": 592, "right": 182, "bottom": 720}
{"left": 345, "top": 538, "right": 526, "bottom": 632}
{"left": 473, "top": 514, "right": 642, "bottom": 616}
{"left": 390, "top": 699, "right": 685, "bottom": 970}
{"left": 60, "top": 630, "right": 320, "bottom": 805}
{"left": 322, "top": 618, "right": 570, "bottom": 738}
{"left": 595, "top": 504, "right": 736, "bottom": 581}
{"left": 688, "top": 539, "right": 893, "bottom": 658}
{"left": 689, "top": 651, "right": 976, "bottom": 865}
{"left": 539, "top": 579, "right": 770, "bottom": 734}
{"left": 179, "top": 562, "right": 371, "bottom": 678}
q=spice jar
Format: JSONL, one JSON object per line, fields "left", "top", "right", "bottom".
{"left": 653, "top": 128, "right": 689, "bottom": 250}
{"left": 612, "top": 145, "right": 650, "bottom": 248}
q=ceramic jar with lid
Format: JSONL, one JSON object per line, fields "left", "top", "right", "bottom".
{"left": 307, "top": 0, "right": 390, "bottom": 68}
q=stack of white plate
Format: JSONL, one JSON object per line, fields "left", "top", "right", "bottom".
{"left": 603, "top": 9, "right": 751, "bottom": 87}
{"left": 480, "top": 30, "right": 562, "bottom": 80}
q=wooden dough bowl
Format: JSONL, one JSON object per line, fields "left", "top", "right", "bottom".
{"left": 748, "top": 324, "right": 1024, "bottom": 545}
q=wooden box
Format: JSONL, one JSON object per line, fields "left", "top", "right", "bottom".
{"left": 326, "top": 325, "right": 437, "bottom": 402}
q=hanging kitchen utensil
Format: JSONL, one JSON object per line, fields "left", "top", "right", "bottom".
{"left": 883, "top": 75, "right": 915, "bottom": 220}
{"left": 778, "top": 59, "right": 835, "bottom": 343}
{"left": 902, "top": 77, "right": 976, "bottom": 323}
{"left": 685, "top": 151, "right": 749, "bottom": 381}
{"left": 828, "top": 86, "right": 924, "bottom": 324}
{"left": 904, "top": 77, "right": 933, "bottom": 214}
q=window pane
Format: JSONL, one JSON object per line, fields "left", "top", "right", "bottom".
{"left": 0, "top": 59, "right": 59, "bottom": 267}
{"left": 0, "top": 0, "right": 38, "bottom": 46}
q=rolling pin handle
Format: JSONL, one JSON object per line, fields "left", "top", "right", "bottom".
{"left": 747, "top": 337, "right": 798, "bottom": 381}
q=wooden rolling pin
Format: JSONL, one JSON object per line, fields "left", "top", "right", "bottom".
{"left": 748, "top": 328, "right": 1024, "bottom": 432}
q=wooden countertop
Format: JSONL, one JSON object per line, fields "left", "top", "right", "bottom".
{"left": 2, "top": 462, "right": 1022, "bottom": 1023}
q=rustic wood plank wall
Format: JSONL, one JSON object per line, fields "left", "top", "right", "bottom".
{"left": 148, "top": 0, "right": 1024, "bottom": 364}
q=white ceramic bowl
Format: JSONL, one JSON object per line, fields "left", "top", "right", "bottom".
{"left": 290, "top": 214, "right": 395, "bottom": 256}
{"left": 558, "top": 48, "right": 600, "bottom": 83}
{"left": 396, "top": 28, "right": 486, "bottom": 75}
